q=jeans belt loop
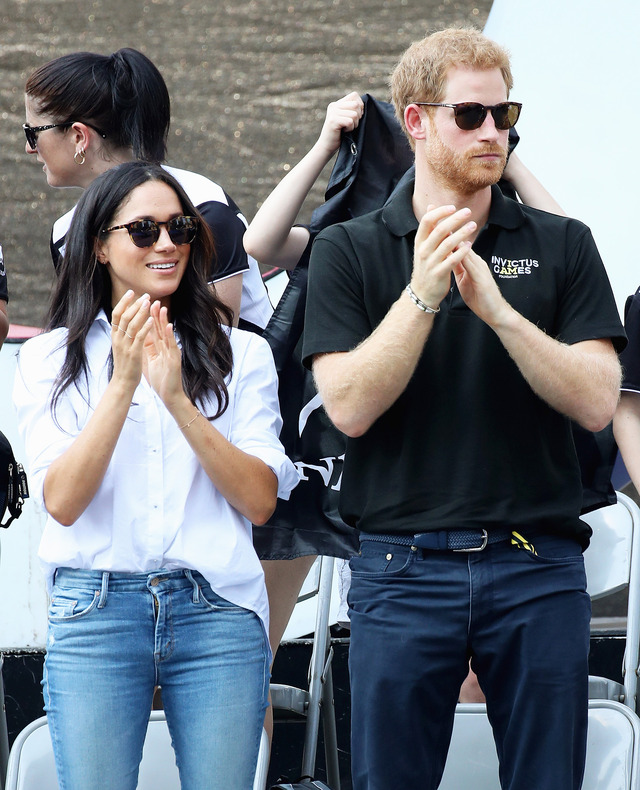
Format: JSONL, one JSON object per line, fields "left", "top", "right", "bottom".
{"left": 98, "top": 571, "right": 109, "bottom": 608}
{"left": 184, "top": 568, "right": 200, "bottom": 603}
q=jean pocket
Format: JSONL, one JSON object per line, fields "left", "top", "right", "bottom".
{"left": 349, "top": 542, "right": 414, "bottom": 579}
{"left": 514, "top": 533, "right": 584, "bottom": 566}
{"left": 197, "top": 584, "right": 248, "bottom": 613}
{"left": 48, "top": 588, "right": 100, "bottom": 621}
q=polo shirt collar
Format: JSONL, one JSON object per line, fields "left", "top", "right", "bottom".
{"left": 382, "top": 169, "right": 419, "bottom": 237}
{"left": 382, "top": 172, "right": 526, "bottom": 237}
{"left": 486, "top": 183, "right": 526, "bottom": 230}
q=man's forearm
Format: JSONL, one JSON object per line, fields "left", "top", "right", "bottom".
{"left": 312, "top": 288, "right": 435, "bottom": 437}
{"left": 492, "top": 305, "right": 620, "bottom": 432}
{"left": 455, "top": 248, "right": 620, "bottom": 431}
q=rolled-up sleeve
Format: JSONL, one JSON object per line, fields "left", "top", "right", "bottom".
{"left": 227, "top": 331, "right": 300, "bottom": 500}
{"left": 13, "top": 331, "right": 81, "bottom": 510}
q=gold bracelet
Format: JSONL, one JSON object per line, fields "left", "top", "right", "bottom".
{"left": 180, "top": 411, "right": 201, "bottom": 430}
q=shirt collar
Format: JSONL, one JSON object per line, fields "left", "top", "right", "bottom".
{"left": 93, "top": 310, "right": 113, "bottom": 343}
{"left": 382, "top": 168, "right": 419, "bottom": 237}
{"left": 485, "top": 182, "right": 526, "bottom": 230}
{"left": 382, "top": 172, "right": 526, "bottom": 238}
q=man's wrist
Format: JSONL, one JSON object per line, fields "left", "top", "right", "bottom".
{"left": 405, "top": 284, "right": 440, "bottom": 314}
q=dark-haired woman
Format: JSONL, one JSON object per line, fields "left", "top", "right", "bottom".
{"left": 24, "top": 47, "right": 271, "bottom": 330}
{"left": 14, "top": 161, "right": 298, "bottom": 790}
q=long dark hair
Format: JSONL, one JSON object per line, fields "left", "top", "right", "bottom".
{"left": 46, "top": 161, "right": 234, "bottom": 417}
{"left": 25, "top": 49, "right": 170, "bottom": 162}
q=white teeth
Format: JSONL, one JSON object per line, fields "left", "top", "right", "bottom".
{"left": 148, "top": 263, "right": 175, "bottom": 270}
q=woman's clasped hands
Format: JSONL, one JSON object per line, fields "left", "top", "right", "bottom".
{"left": 110, "top": 290, "right": 184, "bottom": 408}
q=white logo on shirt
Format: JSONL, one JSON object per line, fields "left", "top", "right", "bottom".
{"left": 492, "top": 255, "right": 539, "bottom": 278}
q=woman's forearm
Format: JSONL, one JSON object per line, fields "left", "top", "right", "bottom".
{"left": 170, "top": 394, "right": 278, "bottom": 525}
{"left": 43, "top": 378, "right": 135, "bottom": 525}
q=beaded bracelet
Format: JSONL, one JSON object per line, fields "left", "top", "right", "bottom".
{"left": 405, "top": 284, "right": 440, "bottom": 314}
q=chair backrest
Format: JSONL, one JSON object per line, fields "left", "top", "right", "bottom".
{"left": 582, "top": 493, "right": 635, "bottom": 599}
{"left": 438, "top": 701, "right": 640, "bottom": 790}
{"left": 5, "top": 712, "right": 269, "bottom": 790}
{"left": 4, "top": 717, "right": 56, "bottom": 790}
{"left": 582, "top": 491, "right": 640, "bottom": 711}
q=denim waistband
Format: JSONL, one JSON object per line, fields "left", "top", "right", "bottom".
{"left": 53, "top": 567, "right": 206, "bottom": 592}
{"left": 360, "top": 528, "right": 513, "bottom": 552}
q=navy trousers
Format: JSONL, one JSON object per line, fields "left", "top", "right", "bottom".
{"left": 348, "top": 532, "right": 591, "bottom": 790}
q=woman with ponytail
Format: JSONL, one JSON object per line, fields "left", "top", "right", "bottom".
{"left": 24, "top": 48, "right": 271, "bottom": 329}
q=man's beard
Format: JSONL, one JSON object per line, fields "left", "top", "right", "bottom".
{"left": 426, "top": 123, "right": 507, "bottom": 194}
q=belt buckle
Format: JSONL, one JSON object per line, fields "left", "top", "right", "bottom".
{"left": 453, "top": 529, "right": 488, "bottom": 553}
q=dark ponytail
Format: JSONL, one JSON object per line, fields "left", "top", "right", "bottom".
{"left": 25, "top": 48, "right": 170, "bottom": 163}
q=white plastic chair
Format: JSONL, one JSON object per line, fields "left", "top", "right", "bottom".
{"left": 439, "top": 700, "right": 640, "bottom": 790}
{"left": 582, "top": 490, "right": 640, "bottom": 711}
{"left": 4, "top": 710, "right": 269, "bottom": 789}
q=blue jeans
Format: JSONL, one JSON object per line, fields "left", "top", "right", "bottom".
{"left": 43, "top": 568, "right": 269, "bottom": 790}
{"left": 348, "top": 532, "right": 591, "bottom": 790}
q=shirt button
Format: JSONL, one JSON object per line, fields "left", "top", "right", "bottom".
{"left": 386, "top": 553, "right": 392, "bottom": 561}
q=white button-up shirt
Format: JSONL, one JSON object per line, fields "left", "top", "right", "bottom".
{"left": 13, "top": 312, "right": 300, "bottom": 630}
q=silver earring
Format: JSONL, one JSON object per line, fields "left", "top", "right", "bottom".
{"left": 74, "top": 149, "right": 86, "bottom": 165}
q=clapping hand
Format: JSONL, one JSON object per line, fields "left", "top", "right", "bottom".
{"left": 110, "top": 290, "right": 152, "bottom": 391}
{"left": 144, "top": 301, "right": 185, "bottom": 408}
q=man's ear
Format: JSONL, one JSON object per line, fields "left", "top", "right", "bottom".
{"left": 404, "top": 104, "right": 428, "bottom": 144}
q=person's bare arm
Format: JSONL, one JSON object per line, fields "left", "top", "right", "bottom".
{"left": 454, "top": 247, "right": 620, "bottom": 431}
{"left": 244, "top": 92, "right": 364, "bottom": 270}
{"left": 502, "top": 152, "right": 566, "bottom": 216}
{"left": 43, "top": 293, "right": 152, "bottom": 525}
{"left": 312, "top": 206, "right": 477, "bottom": 437}
{"left": 0, "top": 300, "right": 8, "bottom": 347}
{"left": 315, "top": 203, "right": 620, "bottom": 438}
{"left": 144, "top": 302, "right": 278, "bottom": 525}
{"left": 213, "top": 273, "right": 242, "bottom": 327}
{"left": 613, "top": 393, "right": 640, "bottom": 493}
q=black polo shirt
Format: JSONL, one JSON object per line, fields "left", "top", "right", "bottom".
{"left": 302, "top": 178, "right": 625, "bottom": 545}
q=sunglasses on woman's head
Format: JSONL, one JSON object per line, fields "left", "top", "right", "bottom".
{"left": 412, "top": 101, "right": 522, "bottom": 131}
{"left": 101, "top": 216, "right": 199, "bottom": 248}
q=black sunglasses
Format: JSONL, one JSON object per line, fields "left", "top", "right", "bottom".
{"left": 101, "top": 216, "right": 199, "bottom": 248}
{"left": 413, "top": 101, "right": 522, "bottom": 131}
{"left": 23, "top": 121, "right": 108, "bottom": 150}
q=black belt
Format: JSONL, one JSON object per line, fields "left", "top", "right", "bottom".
{"left": 360, "top": 528, "right": 513, "bottom": 553}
